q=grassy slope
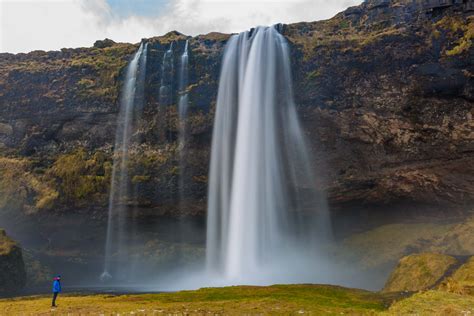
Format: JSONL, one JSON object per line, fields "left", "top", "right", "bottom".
{"left": 382, "top": 253, "right": 458, "bottom": 293}
{"left": 384, "top": 290, "right": 474, "bottom": 315}
{"left": 0, "top": 285, "right": 385, "bottom": 315}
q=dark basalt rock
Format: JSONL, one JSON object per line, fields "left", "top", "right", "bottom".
{"left": 0, "top": 0, "right": 472, "bottom": 220}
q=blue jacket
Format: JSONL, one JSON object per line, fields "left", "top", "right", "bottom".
{"left": 52, "top": 279, "right": 61, "bottom": 293}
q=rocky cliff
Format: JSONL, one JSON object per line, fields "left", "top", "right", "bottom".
{"left": 0, "top": 1, "right": 472, "bottom": 234}
{"left": 0, "top": 229, "right": 26, "bottom": 294}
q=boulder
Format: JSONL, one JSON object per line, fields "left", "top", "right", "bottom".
{"left": 382, "top": 253, "right": 457, "bottom": 293}
{"left": 452, "top": 257, "right": 474, "bottom": 283}
{"left": 451, "top": 257, "right": 474, "bottom": 291}
{"left": 93, "top": 38, "right": 116, "bottom": 49}
{"left": 437, "top": 256, "right": 474, "bottom": 295}
{"left": 0, "top": 229, "right": 27, "bottom": 294}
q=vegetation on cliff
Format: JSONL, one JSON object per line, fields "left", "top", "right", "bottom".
{"left": 49, "top": 149, "right": 111, "bottom": 206}
{"left": 0, "top": 157, "right": 57, "bottom": 213}
{"left": 433, "top": 15, "right": 474, "bottom": 56}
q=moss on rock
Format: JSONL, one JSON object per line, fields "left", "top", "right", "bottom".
{"left": 0, "top": 156, "right": 58, "bottom": 214}
{"left": 434, "top": 15, "right": 474, "bottom": 56}
{"left": 48, "top": 149, "right": 111, "bottom": 206}
{"left": 382, "top": 253, "right": 457, "bottom": 293}
{"left": 0, "top": 230, "right": 26, "bottom": 294}
{"left": 451, "top": 257, "right": 474, "bottom": 291}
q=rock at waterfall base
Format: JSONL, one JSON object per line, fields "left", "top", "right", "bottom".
{"left": 382, "top": 253, "right": 458, "bottom": 293}
{"left": 0, "top": 229, "right": 27, "bottom": 294}
{"left": 439, "top": 256, "right": 474, "bottom": 295}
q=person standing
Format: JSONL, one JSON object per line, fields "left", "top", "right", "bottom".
{"left": 51, "top": 275, "right": 61, "bottom": 307}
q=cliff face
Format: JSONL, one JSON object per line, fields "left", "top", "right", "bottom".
{"left": 0, "top": 229, "right": 26, "bottom": 294}
{"left": 288, "top": 1, "right": 473, "bottom": 211}
{"left": 0, "top": 0, "right": 472, "bottom": 222}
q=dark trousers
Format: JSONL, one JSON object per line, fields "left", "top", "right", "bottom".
{"left": 52, "top": 292, "right": 59, "bottom": 306}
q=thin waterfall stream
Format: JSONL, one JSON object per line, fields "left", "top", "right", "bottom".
{"left": 101, "top": 42, "right": 148, "bottom": 282}
{"left": 159, "top": 42, "right": 174, "bottom": 142}
{"left": 178, "top": 39, "right": 189, "bottom": 209}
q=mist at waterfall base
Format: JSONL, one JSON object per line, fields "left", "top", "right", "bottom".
{"left": 98, "top": 27, "right": 377, "bottom": 292}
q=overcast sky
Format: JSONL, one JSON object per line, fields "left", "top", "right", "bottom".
{"left": 0, "top": 0, "right": 362, "bottom": 53}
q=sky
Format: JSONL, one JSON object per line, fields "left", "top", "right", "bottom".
{"left": 0, "top": 0, "right": 362, "bottom": 53}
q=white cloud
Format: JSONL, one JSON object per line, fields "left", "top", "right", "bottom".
{"left": 0, "top": 0, "right": 362, "bottom": 53}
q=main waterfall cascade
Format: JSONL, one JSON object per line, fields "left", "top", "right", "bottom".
{"left": 205, "top": 26, "right": 331, "bottom": 283}
{"left": 102, "top": 42, "right": 148, "bottom": 281}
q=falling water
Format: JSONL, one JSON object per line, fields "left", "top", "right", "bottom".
{"left": 178, "top": 40, "right": 189, "bottom": 118}
{"left": 159, "top": 42, "right": 174, "bottom": 141}
{"left": 102, "top": 42, "right": 148, "bottom": 281}
{"left": 206, "top": 26, "right": 330, "bottom": 283}
{"left": 159, "top": 42, "right": 174, "bottom": 106}
{"left": 178, "top": 40, "right": 190, "bottom": 205}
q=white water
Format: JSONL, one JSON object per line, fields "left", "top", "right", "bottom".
{"left": 178, "top": 40, "right": 189, "bottom": 119}
{"left": 102, "top": 42, "right": 148, "bottom": 281}
{"left": 178, "top": 40, "right": 189, "bottom": 204}
{"left": 205, "top": 26, "right": 331, "bottom": 284}
{"left": 159, "top": 42, "right": 174, "bottom": 107}
{"left": 159, "top": 42, "right": 174, "bottom": 141}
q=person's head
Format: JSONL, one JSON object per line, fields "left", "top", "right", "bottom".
{"left": 54, "top": 275, "right": 61, "bottom": 281}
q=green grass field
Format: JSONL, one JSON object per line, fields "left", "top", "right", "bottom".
{"left": 0, "top": 284, "right": 385, "bottom": 315}
{"left": 1, "top": 284, "right": 473, "bottom": 315}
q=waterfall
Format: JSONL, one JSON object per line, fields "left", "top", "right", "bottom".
{"left": 102, "top": 42, "right": 148, "bottom": 281}
{"left": 159, "top": 42, "right": 174, "bottom": 141}
{"left": 178, "top": 40, "right": 189, "bottom": 119}
{"left": 178, "top": 40, "right": 189, "bottom": 207}
{"left": 159, "top": 42, "right": 174, "bottom": 106}
{"left": 205, "top": 26, "right": 330, "bottom": 282}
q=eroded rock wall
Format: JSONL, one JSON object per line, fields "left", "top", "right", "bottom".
{"left": 0, "top": 1, "right": 472, "bottom": 219}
